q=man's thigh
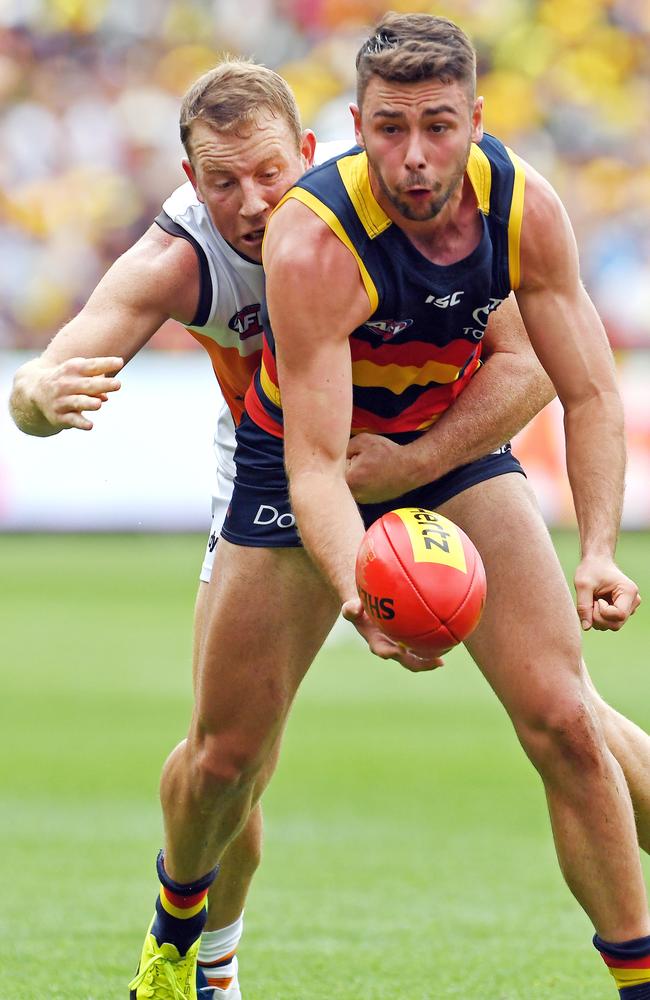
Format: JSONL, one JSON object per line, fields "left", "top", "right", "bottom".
{"left": 194, "top": 538, "right": 339, "bottom": 740}
{"left": 438, "top": 473, "right": 585, "bottom": 720}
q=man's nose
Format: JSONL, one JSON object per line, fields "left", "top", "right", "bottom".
{"left": 239, "top": 181, "right": 268, "bottom": 219}
{"left": 403, "top": 133, "right": 427, "bottom": 173}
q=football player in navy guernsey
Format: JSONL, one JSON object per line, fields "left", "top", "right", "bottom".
{"left": 9, "top": 43, "right": 649, "bottom": 1000}
{"left": 255, "top": 14, "right": 649, "bottom": 998}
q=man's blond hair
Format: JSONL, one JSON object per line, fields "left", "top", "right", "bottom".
{"left": 180, "top": 59, "right": 303, "bottom": 158}
{"left": 356, "top": 12, "right": 476, "bottom": 108}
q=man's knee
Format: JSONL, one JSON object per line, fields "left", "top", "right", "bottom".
{"left": 192, "top": 731, "right": 274, "bottom": 799}
{"left": 515, "top": 694, "right": 608, "bottom": 780}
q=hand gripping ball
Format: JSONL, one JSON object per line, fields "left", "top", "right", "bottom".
{"left": 355, "top": 507, "right": 487, "bottom": 657}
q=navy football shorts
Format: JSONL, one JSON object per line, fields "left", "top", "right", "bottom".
{"left": 220, "top": 413, "right": 526, "bottom": 548}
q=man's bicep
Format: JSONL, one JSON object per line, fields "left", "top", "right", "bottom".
{"left": 265, "top": 207, "right": 372, "bottom": 471}
{"left": 41, "top": 228, "right": 196, "bottom": 366}
{"left": 515, "top": 167, "right": 617, "bottom": 405}
{"left": 271, "top": 270, "right": 357, "bottom": 473}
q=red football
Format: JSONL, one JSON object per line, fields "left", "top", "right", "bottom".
{"left": 355, "top": 507, "right": 487, "bottom": 657}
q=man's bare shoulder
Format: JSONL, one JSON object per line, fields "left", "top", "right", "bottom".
{"left": 518, "top": 158, "right": 565, "bottom": 229}
{"left": 265, "top": 198, "right": 354, "bottom": 274}
{"left": 264, "top": 198, "right": 372, "bottom": 331}
{"left": 517, "top": 157, "right": 576, "bottom": 291}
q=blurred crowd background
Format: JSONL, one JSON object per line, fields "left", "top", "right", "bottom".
{"left": 1, "top": 0, "right": 649, "bottom": 351}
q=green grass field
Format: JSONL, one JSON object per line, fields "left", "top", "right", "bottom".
{"left": 2, "top": 531, "right": 650, "bottom": 1000}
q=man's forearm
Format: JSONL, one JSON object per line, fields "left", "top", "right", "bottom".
{"left": 402, "top": 350, "right": 555, "bottom": 486}
{"left": 564, "top": 391, "right": 626, "bottom": 557}
{"left": 289, "top": 470, "right": 365, "bottom": 604}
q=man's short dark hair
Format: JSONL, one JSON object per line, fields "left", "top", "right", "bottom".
{"left": 356, "top": 12, "right": 477, "bottom": 108}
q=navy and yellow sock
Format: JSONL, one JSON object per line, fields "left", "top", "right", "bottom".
{"left": 594, "top": 934, "right": 650, "bottom": 999}
{"left": 150, "top": 850, "right": 218, "bottom": 957}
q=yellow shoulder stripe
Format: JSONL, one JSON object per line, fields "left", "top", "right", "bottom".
{"left": 466, "top": 143, "right": 492, "bottom": 215}
{"left": 259, "top": 358, "right": 281, "bottom": 407}
{"left": 273, "top": 187, "right": 379, "bottom": 314}
{"left": 505, "top": 147, "right": 526, "bottom": 290}
{"left": 336, "top": 151, "right": 392, "bottom": 239}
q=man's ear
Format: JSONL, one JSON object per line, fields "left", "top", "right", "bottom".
{"left": 471, "top": 96, "right": 484, "bottom": 144}
{"left": 350, "top": 104, "right": 364, "bottom": 148}
{"left": 300, "top": 129, "right": 317, "bottom": 167}
{"left": 182, "top": 159, "right": 204, "bottom": 204}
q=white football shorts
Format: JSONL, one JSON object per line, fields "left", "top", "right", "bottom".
{"left": 199, "top": 466, "right": 235, "bottom": 584}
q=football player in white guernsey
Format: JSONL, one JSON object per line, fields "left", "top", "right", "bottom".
{"left": 10, "top": 60, "right": 327, "bottom": 1000}
{"left": 11, "top": 58, "right": 650, "bottom": 1000}
{"left": 155, "top": 140, "right": 349, "bottom": 584}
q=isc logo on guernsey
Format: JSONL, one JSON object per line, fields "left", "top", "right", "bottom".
{"left": 425, "top": 290, "right": 464, "bottom": 308}
{"left": 253, "top": 504, "right": 296, "bottom": 529}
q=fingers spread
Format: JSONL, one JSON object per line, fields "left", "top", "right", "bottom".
{"left": 75, "top": 356, "right": 124, "bottom": 376}
{"left": 80, "top": 375, "right": 121, "bottom": 396}
{"left": 59, "top": 412, "right": 94, "bottom": 431}
{"left": 56, "top": 395, "right": 103, "bottom": 415}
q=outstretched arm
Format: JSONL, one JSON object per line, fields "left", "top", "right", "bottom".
{"left": 10, "top": 225, "right": 200, "bottom": 436}
{"left": 346, "top": 293, "right": 555, "bottom": 503}
{"left": 514, "top": 162, "right": 639, "bottom": 631}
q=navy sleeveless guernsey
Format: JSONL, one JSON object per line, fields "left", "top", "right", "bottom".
{"left": 245, "top": 133, "right": 525, "bottom": 441}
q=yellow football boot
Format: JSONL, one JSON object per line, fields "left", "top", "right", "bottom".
{"left": 129, "top": 921, "right": 200, "bottom": 999}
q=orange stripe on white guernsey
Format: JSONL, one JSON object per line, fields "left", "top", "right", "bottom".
{"left": 207, "top": 976, "right": 234, "bottom": 990}
{"left": 189, "top": 330, "right": 261, "bottom": 426}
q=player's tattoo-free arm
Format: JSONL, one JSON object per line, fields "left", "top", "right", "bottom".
{"left": 514, "top": 161, "right": 640, "bottom": 631}
{"left": 9, "top": 225, "right": 200, "bottom": 436}
{"left": 346, "top": 293, "right": 555, "bottom": 504}
{"left": 265, "top": 200, "right": 443, "bottom": 672}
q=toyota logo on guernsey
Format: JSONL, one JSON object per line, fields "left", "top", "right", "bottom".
{"left": 364, "top": 318, "right": 414, "bottom": 341}
{"left": 462, "top": 297, "right": 504, "bottom": 341}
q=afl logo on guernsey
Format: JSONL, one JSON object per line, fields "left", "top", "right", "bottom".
{"left": 228, "top": 304, "right": 263, "bottom": 341}
{"left": 364, "top": 318, "right": 414, "bottom": 341}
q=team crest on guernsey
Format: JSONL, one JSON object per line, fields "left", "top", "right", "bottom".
{"left": 228, "top": 304, "right": 263, "bottom": 340}
{"left": 364, "top": 318, "right": 414, "bottom": 341}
